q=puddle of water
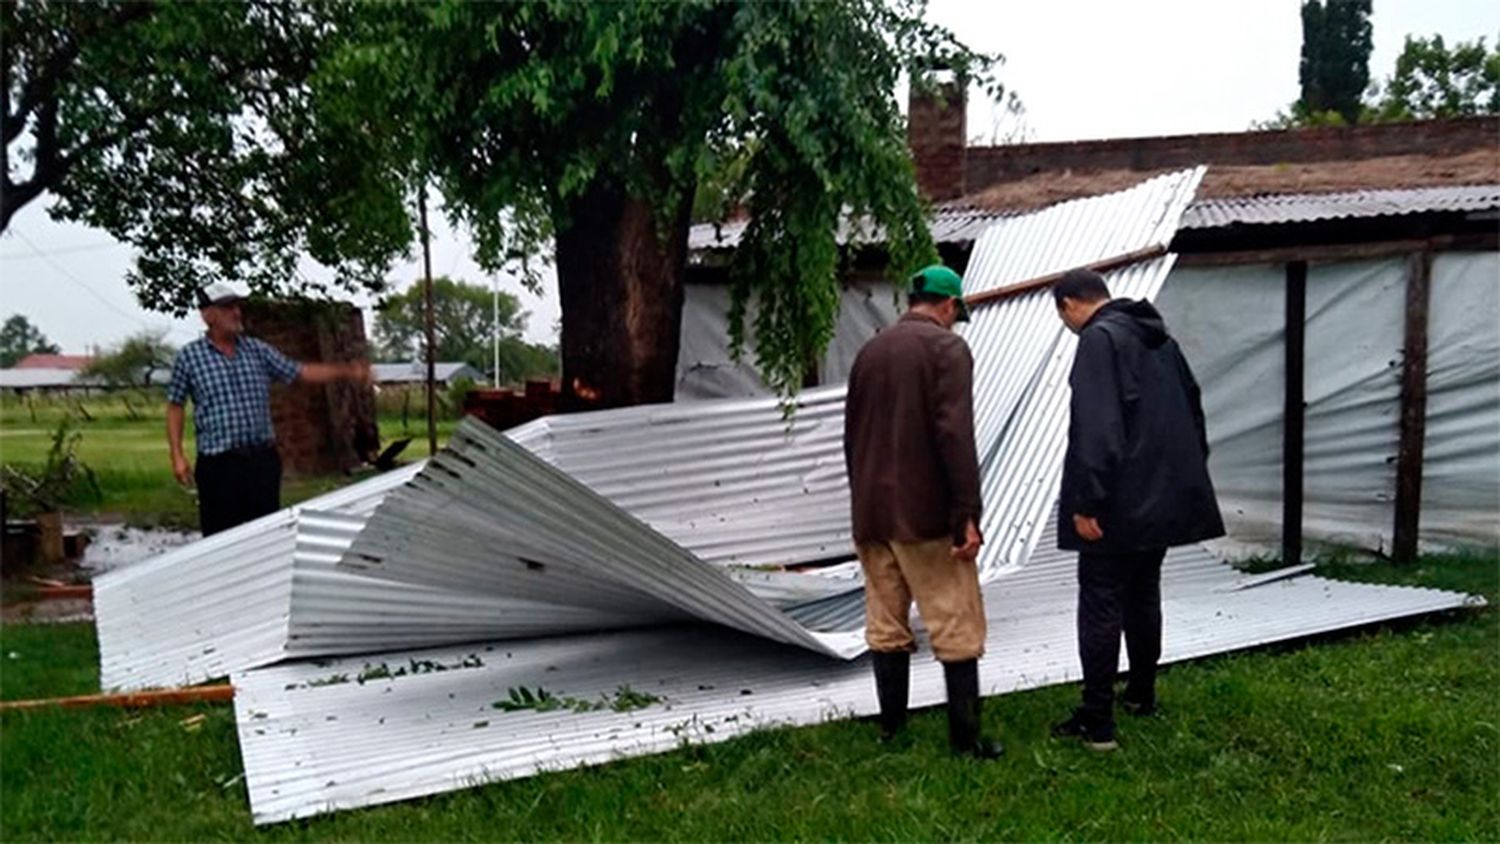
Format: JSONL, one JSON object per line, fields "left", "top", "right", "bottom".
{"left": 76, "top": 523, "right": 200, "bottom": 576}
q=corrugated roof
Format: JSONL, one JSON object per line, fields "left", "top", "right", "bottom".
{"left": 1180, "top": 183, "right": 1500, "bottom": 229}
{"left": 13, "top": 354, "right": 92, "bottom": 370}
{"left": 688, "top": 205, "right": 1007, "bottom": 254}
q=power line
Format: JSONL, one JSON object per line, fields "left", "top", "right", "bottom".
{"left": 6, "top": 229, "right": 165, "bottom": 331}
{"left": 0, "top": 241, "right": 126, "bottom": 260}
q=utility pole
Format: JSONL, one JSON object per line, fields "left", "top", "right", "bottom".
{"left": 418, "top": 184, "right": 437, "bottom": 457}
{"left": 492, "top": 276, "right": 501, "bottom": 388}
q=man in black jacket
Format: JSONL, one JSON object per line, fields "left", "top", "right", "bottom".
{"left": 1049, "top": 269, "right": 1225, "bottom": 751}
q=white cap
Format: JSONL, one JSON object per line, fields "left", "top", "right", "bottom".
{"left": 197, "top": 281, "right": 250, "bottom": 308}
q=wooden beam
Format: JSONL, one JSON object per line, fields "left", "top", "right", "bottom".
{"left": 1174, "top": 233, "right": 1496, "bottom": 268}
{"left": 1283, "top": 260, "right": 1308, "bottom": 566}
{"left": 964, "top": 244, "right": 1169, "bottom": 308}
{"left": 0, "top": 684, "right": 234, "bottom": 712}
{"left": 1393, "top": 249, "right": 1433, "bottom": 564}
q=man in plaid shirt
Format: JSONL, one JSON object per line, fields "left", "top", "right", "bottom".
{"left": 166, "top": 282, "right": 370, "bottom": 536}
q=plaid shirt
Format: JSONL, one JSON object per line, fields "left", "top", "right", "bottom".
{"left": 167, "top": 336, "right": 301, "bottom": 456}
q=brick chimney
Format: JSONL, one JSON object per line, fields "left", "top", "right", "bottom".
{"left": 908, "top": 79, "right": 967, "bottom": 202}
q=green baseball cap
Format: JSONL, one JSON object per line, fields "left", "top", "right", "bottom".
{"left": 911, "top": 264, "right": 970, "bottom": 322}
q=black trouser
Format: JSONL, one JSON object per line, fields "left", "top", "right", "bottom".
{"left": 1077, "top": 547, "right": 1167, "bottom": 724}
{"left": 195, "top": 444, "right": 282, "bottom": 536}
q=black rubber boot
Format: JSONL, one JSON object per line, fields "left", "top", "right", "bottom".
{"left": 870, "top": 651, "right": 910, "bottom": 742}
{"left": 943, "top": 659, "right": 1004, "bottom": 759}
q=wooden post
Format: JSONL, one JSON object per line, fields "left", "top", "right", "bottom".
{"left": 418, "top": 184, "right": 438, "bottom": 458}
{"left": 1283, "top": 261, "right": 1307, "bottom": 566}
{"left": 1393, "top": 249, "right": 1433, "bottom": 564}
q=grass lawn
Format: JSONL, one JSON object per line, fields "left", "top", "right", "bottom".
{"left": 0, "top": 553, "right": 1495, "bottom": 841}
{"left": 0, "top": 392, "right": 455, "bottom": 530}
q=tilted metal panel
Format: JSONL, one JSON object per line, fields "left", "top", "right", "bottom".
{"left": 236, "top": 535, "right": 1483, "bottom": 824}
{"left": 518, "top": 386, "right": 855, "bottom": 570}
{"left": 975, "top": 257, "right": 1179, "bottom": 579}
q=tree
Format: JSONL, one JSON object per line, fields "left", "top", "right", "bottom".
{"left": 80, "top": 329, "right": 174, "bottom": 389}
{"left": 2, "top": 1, "right": 411, "bottom": 310}
{"left": 324, "top": 1, "right": 1000, "bottom": 407}
{"left": 1297, "top": 0, "right": 1373, "bottom": 125}
{"left": 0, "top": 313, "right": 59, "bottom": 367}
{"left": 374, "top": 277, "right": 557, "bottom": 385}
{"left": 1373, "top": 33, "right": 1500, "bottom": 121}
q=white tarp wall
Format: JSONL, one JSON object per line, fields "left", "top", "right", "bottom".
{"left": 676, "top": 280, "right": 900, "bottom": 399}
{"left": 1420, "top": 252, "right": 1500, "bottom": 546}
{"left": 1154, "top": 250, "right": 1500, "bottom": 552}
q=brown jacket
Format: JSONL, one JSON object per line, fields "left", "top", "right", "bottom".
{"left": 844, "top": 312, "right": 983, "bottom": 545}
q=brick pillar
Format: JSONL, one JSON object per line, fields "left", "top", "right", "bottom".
{"left": 241, "top": 299, "right": 380, "bottom": 476}
{"left": 908, "top": 80, "right": 967, "bottom": 202}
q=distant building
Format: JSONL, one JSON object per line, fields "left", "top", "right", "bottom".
{"left": 372, "top": 362, "right": 485, "bottom": 388}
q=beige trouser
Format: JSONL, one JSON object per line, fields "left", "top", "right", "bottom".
{"left": 857, "top": 538, "right": 987, "bottom": 662}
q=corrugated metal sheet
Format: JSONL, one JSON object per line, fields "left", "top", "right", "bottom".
{"left": 336, "top": 418, "right": 867, "bottom": 658}
{"left": 1180, "top": 183, "right": 1500, "bottom": 230}
{"left": 93, "top": 465, "right": 423, "bottom": 690}
{"left": 235, "top": 524, "right": 1484, "bottom": 824}
{"left": 508, "top": 386, "right": 856, "bottom": 570}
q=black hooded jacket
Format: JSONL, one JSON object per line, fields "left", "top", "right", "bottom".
{"left": 1057, "top": 299, "right": 1226, "bottom": 553}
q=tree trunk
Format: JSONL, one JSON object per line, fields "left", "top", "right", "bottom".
{"left": 554, "top": 183, "right": 692, "bottom": 412}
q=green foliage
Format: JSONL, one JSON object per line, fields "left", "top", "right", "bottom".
{"left": 373, "top": 276, "right": 555, "bottom": 385}
{"left": 0, "top": 314, "right": 60, "bottom": 367}
{"left": 0, "top": 416, "right": 100, "bottom": 515}
{"left": 79, "top": 329, "right": 174, "bottom": 389}
{"left": 1298, "top": 0, "right": 1373, "bottom": 126}
{"left": 1374, "top": 33, "right": 1500, "bottom": 121}
{"left": 2, "top": 1, "right": 413, "bottom": 311}
{"left": 491, "top": 684, "right": 665, "bottom": 714}
{"left": 324, "top": 0, "right": 999, "bottom": 397}
{"left": 445, "top": 376, "right": 477, "bottom": 420}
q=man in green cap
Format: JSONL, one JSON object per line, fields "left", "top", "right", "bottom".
{"left": 843, "top": 264, "right": 1002, "bottom": 759}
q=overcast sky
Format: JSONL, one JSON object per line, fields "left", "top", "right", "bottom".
{"left": 1, "top": 0, "right": 1494, "bottom": 356}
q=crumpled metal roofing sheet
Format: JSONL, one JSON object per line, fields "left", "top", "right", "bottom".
{"left": 1180, "top": 183, "right": 1500, "bottom": 230}
{"left": 327, "top": 170, "right": 1206, "bottom": 662}
{"left": 235, "top": 524, "right": 1483, "bottom": 824}
{"left": 93, "top": 465, "right": 422, "bottom": 691}
{"left": 336, "top": 419, "right": 868, "bottom": 658}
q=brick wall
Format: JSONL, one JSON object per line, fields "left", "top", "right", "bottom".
{"left": 908, "top": 81, "right": 967, "bottom": 202}
{"left": 241, "top": 300, "right": 379, "bottom": 476}
{"left": 964, "top": 117, "right": 1500, "bottom": 189}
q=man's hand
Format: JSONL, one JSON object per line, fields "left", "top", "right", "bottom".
{"left": 952, "top": 519, "right": 982, "bottom": 563}
{"left": 298, "top": 360, "right": 374, "bottom": 385}
{"left": 171, "top": 452, "right": 193, "bottom": 487}
{"left": 345, "top": 361, "right": 373, "bottom": 384}
{"left": 1073, "top": 514, "right": 1104, "bottom": 542}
